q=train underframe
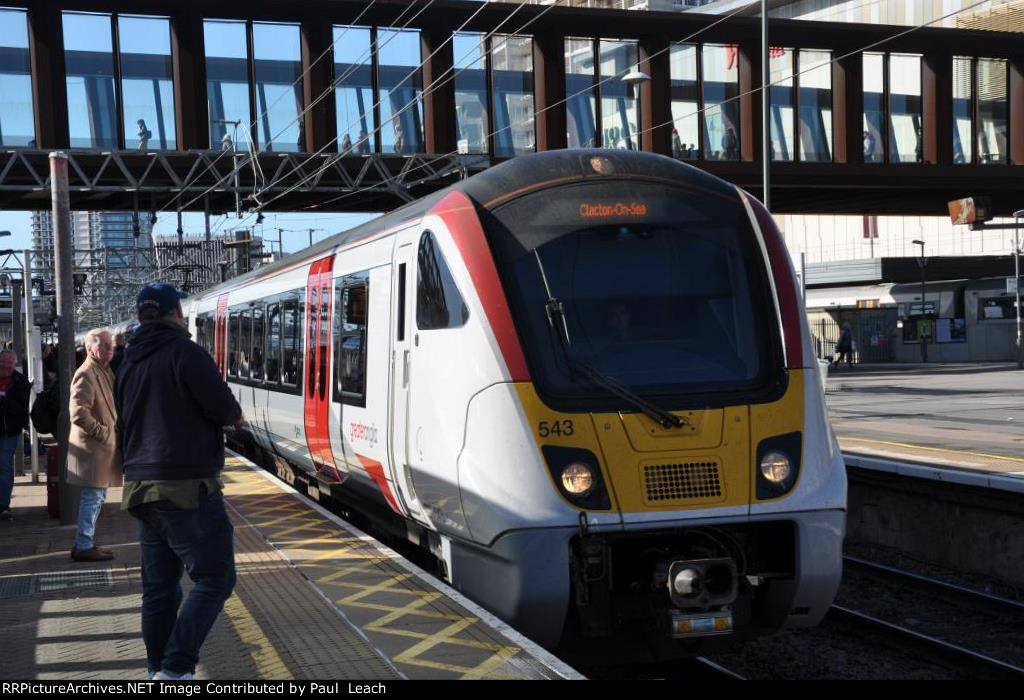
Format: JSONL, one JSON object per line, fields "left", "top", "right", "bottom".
{"left": 240, "top": 436, "right": 841, "bottom": 663}
{"left": 562, "top": 521, "right": 798, "bottom": 662}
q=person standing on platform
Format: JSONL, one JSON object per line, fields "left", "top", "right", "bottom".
{"left": 109, "top": 331, "right": 128, "bottom": 375}
{"left": 0, "top": 350, "right": 30, "bottom": 522}
{"left": 833, "top": 322, "right": 855, "bottom": 369}
{"left": 68, "top": 329, "right": 121, "bottom": 561}
{"left": 117, "top": 283, "right": 244, "bottom": 681}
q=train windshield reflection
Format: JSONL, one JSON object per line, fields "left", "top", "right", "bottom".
{"left": 487, "top": 182, "right": 779, "bottom": 408}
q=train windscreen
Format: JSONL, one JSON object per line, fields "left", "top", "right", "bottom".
{"left": 482, "top": 179, "right": 784, "bottom": 409}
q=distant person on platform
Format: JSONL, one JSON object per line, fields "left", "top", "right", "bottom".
{"left": 721, "top": 127, "right": 738, "bottom": 160}
{"left": 0, "top": 350, "right": 31, "bottom": 521}
{"left": 68, "top": 329, "right": 121, "bottom": 562}
{"left": 117, "top": 283, "right": 244, "bottom": 681}
{"left": 833, "top": 322, "right": 854, "bottom": 369}
{"left": 109, "top": 331, "right": 128, "bottom": 375}
{"left": 42, "top": 343, "right": 58, "bottom": 379}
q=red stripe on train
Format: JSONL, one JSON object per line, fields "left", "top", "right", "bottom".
{"left": 747, "top": 196, "right": 804, "bottom": 369}
{"left": 428, "top": 191, "right": 530, "bottom": 382}
{"left": 357, "top": 453, "right": 400, "bottom": 513}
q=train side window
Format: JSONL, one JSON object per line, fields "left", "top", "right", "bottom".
{"left": 335, "top": 274, "right": 369, "bottom": 406}
{"left": 239, "top": 309, "right": 252, "bottom": 379}
{"left": 307, "top": 286, "right": 319, "bottom": 397}
{"left": 206, "top": 313, "right": 215, "bottom": 354}
{"left": 319, "top": 284, "right": 330, "bottom": 402}
{"left": 282, "top": 297, "right": 303, "bottom": 388}
{"left": 266, "top": 303, "right": 282, "bottom": 384}
{"left": 397, "top": 263, "right": 406, "bottom": 341}
{"left": 252, "top": 305, "right": 265, "bottom": 382}
{"left": 416, "top": 230, "right": 469, "bottom": 330}
{"left": 195, "top": 315, "right": 207, "bottom": 352}
{"left": 228, "top": 312, "right": 239, "bottom": 378}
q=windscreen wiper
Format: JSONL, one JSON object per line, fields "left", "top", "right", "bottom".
{"left": 532, "top": 249, "right": 685, "bottom": 430}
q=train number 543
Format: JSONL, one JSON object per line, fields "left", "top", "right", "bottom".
{"left": 538, "top": 420, "right": 575, "bottom": 437}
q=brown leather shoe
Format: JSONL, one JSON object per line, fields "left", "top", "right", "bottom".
{"left": 71, "top": 547, "right": 114, "bottom": 562}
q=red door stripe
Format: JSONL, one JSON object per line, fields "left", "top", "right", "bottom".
{"left": 303, "top": 256, "right": 342, "bottom": 482}
{"left": 428, "top": 191, "right": 530, "bottom": 382}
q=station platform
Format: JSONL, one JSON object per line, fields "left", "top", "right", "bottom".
{"left": 826, "top": 362, "right": 1024, "bottom": 483}
{"left": 839, "top": 436, "right": 1024, "bottom": 477}
{"left": 0, "top": 452, "right": 581, "bottom": 681}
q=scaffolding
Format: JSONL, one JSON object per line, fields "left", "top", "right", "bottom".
{"left": 151, "top": 232, "right": 268, "bottom": 298}
{"left": 15, "top": 231, "right": 269, "bottom": 336}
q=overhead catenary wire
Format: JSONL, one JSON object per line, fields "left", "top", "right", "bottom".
{"left": 158, "top": 0, "right": 389, "bottom": 217}
{"left": 304, "top": 0, "right": 992, "bottom": 214}
{"left": 156, "top": 0, "right": 394, "bottom": 216}
{"left": 249, "top": 0, "right": 547, "bottom": 212}
{"left": 171, "top": 0, "right": 446, "bottom": 216}
{"left": 633, "top": 0, "right": 992, "bottom": 144}
{"left": 299, "top": 0, "right": 754, "bottom": 212}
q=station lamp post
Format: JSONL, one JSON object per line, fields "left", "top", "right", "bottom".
{"left": 621, "top": 68, "right": 650, "bottom": 152}
{"left": 912, "top": 239, "right": 927, "bottom": 363}
{"left": 1013, "top": 209, "right": 1023, "bottom": 369}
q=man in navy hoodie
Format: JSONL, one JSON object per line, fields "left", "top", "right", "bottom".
{"left": 117, "top": 283, "right": 243, "bottom": 681}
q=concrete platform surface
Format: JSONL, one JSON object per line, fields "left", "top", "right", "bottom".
{"left": 0, "top": 453, "right": 581, "bottom": 680}
{"left": 826, "top": 363, "right": 1024, "bottom": 478}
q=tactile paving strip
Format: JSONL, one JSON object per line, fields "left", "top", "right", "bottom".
{"left": 221, "top": 456, "right": 575, "bottom": 680}
{"left": 0, "top": 574, "right": 33, "bottom": 599}
{"left": 0, "top": 570, "right": 114, "bottom": 599}
{"left": 36, "top": 569, "right": 114, "bottom": 593}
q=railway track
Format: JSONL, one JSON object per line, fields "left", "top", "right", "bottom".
{"left": 583, "top": 656, "right": 746, "bottom": 680}
{"left": 843, "top": 555, "right": 1024, "bottom": 617}
{"left": 832, "top": 556, "right": 1024, "bottom": 680}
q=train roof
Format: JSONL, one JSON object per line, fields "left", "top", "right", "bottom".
{"left": 195, "top": 150, "right": 739, "bottom": 300}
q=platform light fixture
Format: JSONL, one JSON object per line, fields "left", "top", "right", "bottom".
{"left": 912, "top": 240, "right": 927, "bottom": 363}
{"left": 1013, "top": 209, "right": 1023, "bottom": 369}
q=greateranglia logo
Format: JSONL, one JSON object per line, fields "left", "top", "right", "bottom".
{"left": 579, "top": 202, "right": 648, "bottom": 218}
{"left": 350, "top": 422, "right": 379, "bottom": 446}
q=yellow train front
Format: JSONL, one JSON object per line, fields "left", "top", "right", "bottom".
{"left": 435, "top": 150, "right": 846, "bottom": 660}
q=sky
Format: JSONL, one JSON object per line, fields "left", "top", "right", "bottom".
{"left": 0, "top": 209, "right": 379, "bottom": 257}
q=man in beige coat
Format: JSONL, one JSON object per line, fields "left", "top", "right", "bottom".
{"left": 68, "top": 328, "right": 122, "bottom": 562}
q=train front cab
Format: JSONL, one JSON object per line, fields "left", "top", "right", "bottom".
{"left": 425, "top": 161, "right": 846, "bottom": 657}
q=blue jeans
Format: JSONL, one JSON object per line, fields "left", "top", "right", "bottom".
{"left": 74, "top": 487, "right": 107, "bottom": 550}
{"left": 0, "top": 433, "right": 20, "bottom": 511}
{"left": 131, "top": 491, "right": 236, "bottom": 676}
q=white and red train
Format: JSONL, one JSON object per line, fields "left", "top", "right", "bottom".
{"left": 182, "top": 150, "right": 846, "bottom": 657}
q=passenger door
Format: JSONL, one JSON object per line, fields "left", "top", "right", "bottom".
{"left": 389, "top": 232, "right": 430, "bottom": 525}
{"left": 304, "top": 257, "right": 343, "bottom": 483}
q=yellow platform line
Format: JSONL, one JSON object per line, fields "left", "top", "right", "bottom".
{"left": 222, "top": 454, "right": 543, "bottom": 680}
{"left": 840, "top": 436, "right": 1024, "bottom": 464}
{"left": 388, "top": 617, "right": 519, "bottom": 679}
{"left": 460, "top": 644, "right": 522, "bottom": 680}
{"left": 223, "top": 592, "right": 294, "bottom": 680}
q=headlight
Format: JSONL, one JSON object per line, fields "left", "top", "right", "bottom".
{"left": 759, "top": 451, "right": 792, "bottom": 484}
{"left": 561, "top": 462, "right": 594, "bottom": 494}
{"left": 542, "top": 446, "right": 611, "bottom": 510}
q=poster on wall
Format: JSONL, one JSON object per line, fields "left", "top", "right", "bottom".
{"left": 935, "top": 318, "right": 967, "bottom": 343}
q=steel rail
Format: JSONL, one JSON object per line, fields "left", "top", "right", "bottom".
{"left": 843, "top": 555, "right": 1024, "bottom": 618}
{"left": 828, "top": 604, "right": 1024, "bottom": 680}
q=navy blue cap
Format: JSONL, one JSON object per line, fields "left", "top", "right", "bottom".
{"left": 137, "top": 283, "right": 186, "bottom": 315}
